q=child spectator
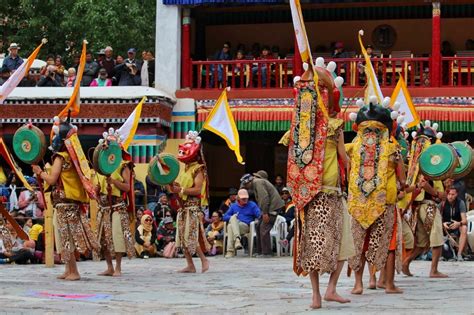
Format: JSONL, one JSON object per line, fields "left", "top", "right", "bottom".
{"left": 90, "top": 68, "right": 112, "bottom": 87}
{"left": 156, "top": 217, "right": 176, "bottom": 254}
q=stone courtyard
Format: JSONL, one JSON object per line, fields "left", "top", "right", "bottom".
{"left": 0, "top": 257, "right": 472, "bottom": 314}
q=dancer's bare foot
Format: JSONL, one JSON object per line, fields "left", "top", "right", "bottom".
{"left": 178, "top": 266, "right": 196, "bottom": 273}
{"left": 201, "top": 259, "right": 209, "bottom": 273}
{"left": 310, "top": 292, "right": 322, "bottom": 309}
{"left": 351, "top": 284, "right": 363, "bottom": 295}
{"left": 113, "top": 270, "right": 122, "bottom": 277}
{"left": 324, "top": 292, "right": 351, "bottom": 303}
{"left": 385, "top": 286, "right": 403, "bottom": 294}
{"left": 376, "top": 281, "right": 386, "bottom": 289}
{"left": 368, "top": 276, "right": 376, "bottom": 289}
{"left": 429, "top": 271, "right": 448, "bottom": 278}
{"left": 57, "top": 273, "right": 69, "bottom": 280}
{"left": 98, "top": 269, "right": 114, "bottom": 276}
{"left": 65, "top": 273, "right": 81, "bottom": 281}
{"left": 402, "top": 263, "right": 413, "bottom": 277}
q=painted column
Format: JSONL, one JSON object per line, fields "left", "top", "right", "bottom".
{"left": 156, "top": 1, "right": 181, "bottom": 94}
{"left": 293, "top": 34, "right": 303, "bottom": 77}
{"left": 181, "top": 8, "right": 191, "bottom": 88}
{"left": 431, "top": 2, "right": 441, "bottom": 87}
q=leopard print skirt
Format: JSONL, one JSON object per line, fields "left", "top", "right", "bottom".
{"left": 55, "top": 202, "right": 100, "bottom": 263}
{"left": 300, "top": 192, "right": 343, "bottom": 275}
{"left": 348, "top": 205, "right": 395, "bottom": 272}
{"left": 97, "top": 195, "right": 135, "bottom": 259}
{"left": 176, "top": 198, "right": 210, "bottom": 256}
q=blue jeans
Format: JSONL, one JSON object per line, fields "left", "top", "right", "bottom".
{"left": 209, "top": 64, "right": 224, "bottom": 87}
{"left": 252, "top": 66, "right": 267, "bottom": 87}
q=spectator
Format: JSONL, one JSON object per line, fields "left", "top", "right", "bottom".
{"left": 206, "top": 211, "right": 224, "bottom": 255}
{"left": 66, "top": 68, "right": 76, "bottom": 87}
{"left": 233, "top": 50, "right": 246, "bottom": 88}
{"left": 240, "top": 173, "right": 284, "bottom": 257}
{"left": 18, "top": 177, "right": 45, "bottom": 218}
{"left": 219, "top": 188, "right": 238, "bottom": 214}
{"left": 156, "top": 217, "right": 176, "bottom": 254}
{"left": 365, "top": 45, "right": 378, "bottom": 58}
{"left": 146, "top": 175, "right": 163, "bottom": 212}
{"left": 2, "top": 43, "right": 23, "bottom": 72}
{"left": 101, "top": 46, "right": 116, "bottom": 78}
{"left": 116, "top": 55, "right": 125, "bottom": 65}
{"left": 39, "top": 54, "right": 55, "bottom": 77}
{"left": 274, "top": 174, "right": 285, "bottom": 194}
{"left": 23, "top": 218, "right": 33, "bottom": 235}
{"left": 134, "top": 213, "right": 156, "bottom": 258}
{"left": 28, "top": 220, "right": 44, "bottom": 242}
{"left": 81, "top": 52, "right": 99, "bottom": 86}
{"left": 0, "top": 67, "right": 11, "bottom": 85}
{"left": 252, "top": 46, "right": 273, "bottom": 87}
{"left": 0, "top": 222, "right": 35, "bottom": 264}
{"left": 210, "top": 42, "right": 232, "bottom": 87}
{"left": 54, "top": 55, "right": 66, "bottom": 83}
{"left": 142, "top": 50, "right": 155, "bottom": 87}
{"left": 19, "top": 70, "right": 37, "bottom": 87}
{"left": 72, "top": 54, "right": 81, "bottom": 72}
{"left": 158, "top": 210, "right": 174, "bottom": 228}
{"left": 251, "top": 42, "right": 261, "bottom": 59}
{"left": 90, "top": 68, "right": 112, "bottom": 87}
{"left": 442, "top": 187, "right": 468, "bottom": 261}
{"left": 133, "top": 174, "right": 146, "bottom": 208}
{"left": 96, "top": 49, "right": 105, "bottom": 65}
{"left": 141, "top": 50, "right": 150, "bottom": 87}
{"left": 6, "top": 174, "right": 19, "bottom": 213}
{"left": 279, "top": 187, "right": 295, "bottom": 250}
{"left": 332, "top": 41, "right": 350, "bottom": 58}
{"left": 223, "top": 189, "right": 261, "bottom": 258}
{"left": 37, "top": 65, "right": 62, "bottom": 87}
{"left": 114, "top": 48, "right": 141, "bottom": 86}
{"left": 136, "top": 208, "right": 144, "bottom": 228}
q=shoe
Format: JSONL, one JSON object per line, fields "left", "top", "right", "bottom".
{"left": 225, "top": 251, "right": 235, "bottom": 258}
{"left": 457, "top": 255, "right": 464, "bottom": 262}
{"left": 234, "top": 237, "right": 243, "bottom": 250}
{"left": 0, "top": 258, "right": 9, "bottom": 264}
{"left": 143, "top": 255, "right": 149, "bottom": 259}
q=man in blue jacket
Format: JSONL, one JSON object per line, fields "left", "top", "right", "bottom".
{"left": 223, "top": 189, "right": 261, "bottom": 258}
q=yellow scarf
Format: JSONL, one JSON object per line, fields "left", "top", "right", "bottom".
{"left": 176, "top": 162, "right": 208, "bottom": 207}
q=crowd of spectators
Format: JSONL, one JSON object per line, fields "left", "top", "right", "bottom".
{"left": 0, "top": 43, "right": 156, "bottom": 88}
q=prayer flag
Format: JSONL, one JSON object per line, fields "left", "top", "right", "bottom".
{"left": 202, "top": 90, "right": 244, "bottom": 164}
{"left": 0, "top": 39, "right": 47, "bottom": 104}
{"left": 358, "top": 30, "right": 383, "bottom": 104}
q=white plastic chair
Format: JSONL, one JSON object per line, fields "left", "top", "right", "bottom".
{"left": 270, "top": 215, "right": 288, "bottom": 257}
{"left": 466, "top": 210, "right": 474, "bottom": 252}
{"left": 223, "top": 220, "right": 256, "bottom": 257}
{"left": 289, "top": 219, "right": 295, "bottom": 257}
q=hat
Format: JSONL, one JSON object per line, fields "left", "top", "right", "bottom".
{"left": 143, "top": 209, "right": 153, "bottom": 217}
{"left": 335, "top": 42, "right": 344, "bottom": 49}
{"left": 158, "top": 192, "right": 167, "bottom": 199}
{"left": 163, "top": 217, "right": 173, "bottom": 225}
{"left": 98, "top": 49, "right": 106, "bottom": 55}
{"left": 282, "top": 187, "right": 290, "bottom": 194}
{"left": 228, "top": 188, "right": 238, "bottom": 196}
{"left": 128, "top": 48, "right": 136, "bottom": 54}
{"left": 240, "top": 174, "right": 254, "bottom": 185}
{"left": 238, "top": 189, "right": 249, "bottom": 199}
{"left": 253, "top": 170, "right": 268, "bottom": 179}
{"left": 8, "top": 43, "right": 20, "bottom": 50}
{"left": 104, "top": 46, "right": 113, "bottom": 52}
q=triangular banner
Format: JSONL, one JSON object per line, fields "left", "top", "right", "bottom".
{"left": 358, "top": 30, "right": 383, "bottom": 104}
{"left": 118, "top": 96, "right": 146, "bottom": 150}
{"left": 390, "top": 76, "right": 420, "bottom": 128}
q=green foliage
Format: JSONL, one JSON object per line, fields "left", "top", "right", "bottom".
{"left": 1, "top": 0, "right": 156, "bottom": 62}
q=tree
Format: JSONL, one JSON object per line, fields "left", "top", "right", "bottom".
{"left": 1, "top": 0, "right": 156, "bottom": 63}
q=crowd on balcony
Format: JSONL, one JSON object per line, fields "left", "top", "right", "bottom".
{"left": 0, "top": 43, "right": 156, "bottom": 88}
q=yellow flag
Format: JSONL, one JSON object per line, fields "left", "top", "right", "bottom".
{"left": 202, "top": 90, "right": 244, "bottom": 164}
{"left": 390, "top": 76, "right": 420, "bottom": 128}
{"left": 58, "top": 40, "right": 87, "bottom": 118}
{"left": 118, "top": 96, "right": 146, "bottom": 150}
{"left": 0, "top": 138, "right": 33, "bottom": 191}
{"left": 358, "top": 30, "right": 383, "bottom": 104}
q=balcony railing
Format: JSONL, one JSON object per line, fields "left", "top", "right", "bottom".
{"left": 188, "top": 56, "right": 474, "bottom": 89}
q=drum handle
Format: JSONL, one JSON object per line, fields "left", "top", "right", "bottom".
{"left": 156, "top": 157, "right": 166, "bottom": 175}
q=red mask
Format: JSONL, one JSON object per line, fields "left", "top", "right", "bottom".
{"left": 177, "top": 140, "right": 201, "bottom": 164}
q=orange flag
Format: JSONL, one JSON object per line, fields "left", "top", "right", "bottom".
{"left": 58, "top": 40, "right": 87, "bottom": 118}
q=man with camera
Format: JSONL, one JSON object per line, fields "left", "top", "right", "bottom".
{"left": 114, "top": 48, "right": 142, "bottom": 86}
{"left": 37, "top": 65, "right": 63, "bottom": 87}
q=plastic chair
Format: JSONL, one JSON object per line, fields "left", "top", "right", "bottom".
{"left": 270, "top": 215, "right": 288, "bottom": 257}
{"left": 223, "top": 219, "right": 256, "bottom": 257}
{"left": 466, "top": 210, "right": 474, "bottom": 252}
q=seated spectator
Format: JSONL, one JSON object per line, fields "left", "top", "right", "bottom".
{"left": 252, "top": 46, "right": 272, "bottom": 87}
{"left": 17, "top": 177, "right": 44, "bottom": 218}
{"left": 37, "top": 65, "right": 62, "bottom": 87}
{"left": 154, "top": 193, "right": 172, "bottom": 221}
{"left": 23, "top": 218, "right": 33, "bottom": 235}
{"left": 114, "top": 48, "right": 142, "bottom": 86}
{"left": 54, "top": 55, "right": 66, "bottom": 82}
{"left": 134, "top": 213, "right": 156, "bottom": 259}
{"left": 206, "top": 211, "right": 224, "bottom": 255}
{"left": 136, "top": 208, "right": 144, "bottom": 228}
{"left": 66, "top": 68, "right": 76, "bottom": 87}
{"left": 158, "top": 210, "right": 175, "bottom": 228}
{"left": 81, "top": 52, "right": 99, "bottom": 86}
{"left": 90, "top": 68, "right": 112, "bottom": 87}
{"left": 133, "top": 174, "right": 146, "bottom": 208}
{"left": 223, "top": 189, "right": 261, "bottom": 258}
{"left": 0, "top": 221, "right": 35, "bottom": 264}
{"left": 279, "top": 187, "right": 295, "bottom": 250}
{"left": 233, "top": 51, "right": 246, "bottom": 87}
{"left": 442, "top": 187, "right": 468, "bottom": 261}
{"left": 0, "top": 67, "right": 10, "bottom": 85}
{"left": 332, "top": 41, "right": 350, "bottom": 58}
{"left": 156, "top": 217, "right": 176, "bottom": 256}
{"left": 146, "top": 175, "right": 163, "bottom": 212}
{"left": 210, "top": 42, "right": 232, "bottom": 87}
{"left": 219, "top": 188, "right": 238, "bottom": 214}
{"left": 6, "top": 174, "right": 19, "bottom": 213}
{"left": 28, "top": 220, "right": 44, "bottom": 242}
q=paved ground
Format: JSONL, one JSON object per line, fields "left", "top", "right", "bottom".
{"left": 0, "top": 256, "right": 472, "bottom": 314}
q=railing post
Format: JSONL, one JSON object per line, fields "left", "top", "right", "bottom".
{"left": 431, "top": 2, "right": 441, "bottom": 87}
{"left": 181, "top": 8, "right": 191, "bottom": 88}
